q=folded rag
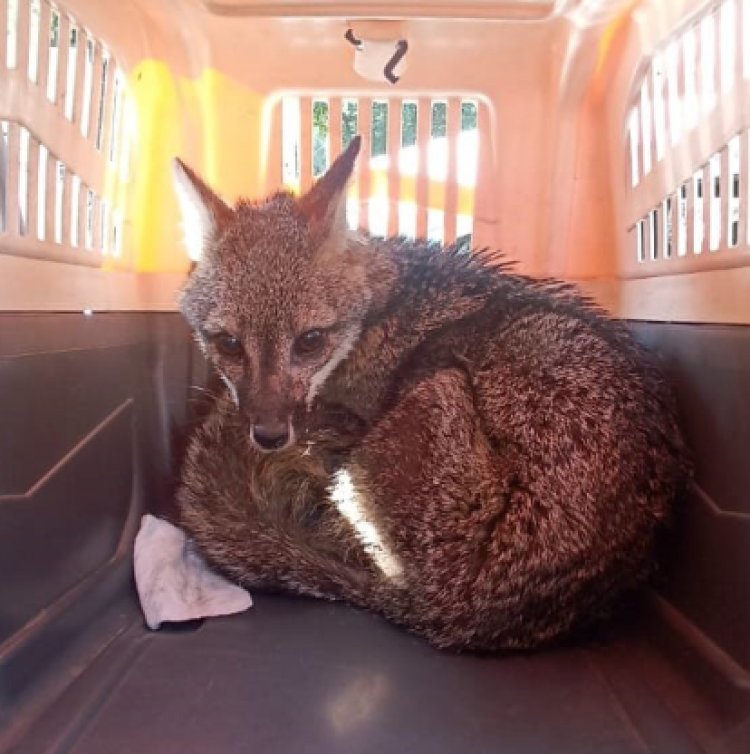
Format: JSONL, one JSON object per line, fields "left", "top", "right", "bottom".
{"left": 134, "top": 514, "right": 252, "bottom": 629}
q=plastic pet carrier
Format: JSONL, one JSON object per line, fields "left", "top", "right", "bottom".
{"left": 0, "top": 0, "right": 748, "bottom": 752}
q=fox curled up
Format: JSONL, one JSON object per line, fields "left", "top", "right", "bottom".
{"left": 174, "top": 137, "right": 690, "bottom": 651}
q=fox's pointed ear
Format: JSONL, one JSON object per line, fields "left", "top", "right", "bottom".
{"left": 172, "top": 158, "right": 234, "bottom": 262}
{"left": 298, "top": 135, "right": 361, "bottom": 239}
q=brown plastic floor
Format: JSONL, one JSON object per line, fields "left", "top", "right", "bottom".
{"left": 3, "top": 315, "right": 747, "bottom": 753}
{"left": 9, "top": 592, "right": 712, "bottom": 754}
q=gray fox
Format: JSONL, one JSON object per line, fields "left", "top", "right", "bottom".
{"left": 174, "top": 137, "right": 690, "bottom": 651}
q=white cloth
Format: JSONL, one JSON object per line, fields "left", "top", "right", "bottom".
{"left": 134, "top": 514, "right": 252, "bottom": 630}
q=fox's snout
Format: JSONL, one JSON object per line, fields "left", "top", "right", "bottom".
{"left": 243, "top": 390, "right": 296, "bottom": 453}
{"left": 251, "top": 418, "right": 293, "bottom": 452}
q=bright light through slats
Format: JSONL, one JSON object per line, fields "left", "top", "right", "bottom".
{"left": 279, "top": 95, "right": 480, "bottom": 245}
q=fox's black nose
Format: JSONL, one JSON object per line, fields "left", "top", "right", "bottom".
{"left": 252, "top": 422, "right": 291, "bottom": 451}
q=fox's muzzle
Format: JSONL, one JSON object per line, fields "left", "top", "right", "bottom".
{"left": 241, "top": 373, "right": 295, "bottom": 452}
{"left": 251, "top": 419, "right": 293, "bottom": 452}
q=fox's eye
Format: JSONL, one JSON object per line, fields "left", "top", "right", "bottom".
{"left": 214, "top": 333, "right": 243, "bottom": 359}
{"left": 293, "top": 328, "right": 326, "bottom": 357}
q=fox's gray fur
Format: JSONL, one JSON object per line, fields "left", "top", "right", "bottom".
{"left": 174, "top": 137, "right": 690, "bottom": 651}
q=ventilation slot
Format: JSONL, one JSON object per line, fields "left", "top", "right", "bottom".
{"left": 278, "top": 94, "right": 481, "bottom": 246}
{"left": 633, "top": 137, "right": 750, "bottom": 261}
{"left": 708, "top": 153, "right": 722, "bottom": 251}
{"left": 652, "top": 54, "right": 666, "bottom": 162}
{"left": 678, "top": 183, "right": 688, "bottom": 256}
{"left": 1, "top": 0, "right": 133, "bottom": 266}
{"left": 663, "top": 196, "right": 673, "bottom": 259}
{"left": 720, "top": 0, "right": 736, "bottom": 94}
{"left": 628, "top": 2, "right": 750, "bottom": 266}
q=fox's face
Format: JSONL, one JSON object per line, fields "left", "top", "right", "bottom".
{"left": 175, "top": 138, "right": 369, "bottom": 452}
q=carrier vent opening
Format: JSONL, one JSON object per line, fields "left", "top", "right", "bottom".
{"left": 279, "top": 94, "right": 480, "bottom": 246}
{"left": 0, "top": 0, "right": 132, "bottom": 265}
{"left": 627, "top": 0, "right": 750, "bottom": 268}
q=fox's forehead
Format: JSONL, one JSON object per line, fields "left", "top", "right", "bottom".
{"left": 190, "top": 251, "right": 340, "bottom": 336}
{"left": 182, "top": 192, "right": 359, "bottom": 336}
{"left": 202, "top": 199, "right": 306, "bottom": 296}
{"left": 229, "top": 193, "right": 308, "bottom": 248}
